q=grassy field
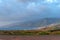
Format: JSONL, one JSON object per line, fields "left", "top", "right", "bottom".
{"left": 0, "top": 29, "right": 60, "bottom": 35}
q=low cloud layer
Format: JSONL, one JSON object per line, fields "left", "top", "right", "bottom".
{"left": 0, "top": 0, "right": 60, "bottom": 26}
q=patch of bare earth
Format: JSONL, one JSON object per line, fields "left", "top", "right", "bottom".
{"left": 0, "top": 35, "right": 60, "bottom": 40}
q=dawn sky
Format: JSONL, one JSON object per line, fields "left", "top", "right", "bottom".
{"left": 0, "top": 0, "right": 60, "bottom": 27}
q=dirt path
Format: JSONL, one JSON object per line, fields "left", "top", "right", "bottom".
{"left": 0, "top": 35, "right": 60, "bottom": 40}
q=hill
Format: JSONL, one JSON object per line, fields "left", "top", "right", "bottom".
{"left": 0, "top": 23, "right": 60, "bottom": 35}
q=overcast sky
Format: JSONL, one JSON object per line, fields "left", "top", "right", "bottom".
{"left": 0, "top": 0, "right": 60, "bottom": 27}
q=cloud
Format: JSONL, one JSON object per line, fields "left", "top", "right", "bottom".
{"left": 0, "top": 0, "right": 60, "bottom": 26}
{"left": 17, "top": 0, "right": 38, "bottom": 3}
{"left": 0, "top": 0, "right": 47, "bottom": 21}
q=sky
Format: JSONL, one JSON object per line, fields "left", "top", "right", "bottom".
{"left": 0, "top": 0, "right": 60, "bottom": 27}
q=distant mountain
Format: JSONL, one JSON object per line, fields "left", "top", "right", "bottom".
{"left": 35, "top": 23, "right": 60, "bottom": 31}
{"left": 0, "top": 18, "right": 60, "bottom": 30}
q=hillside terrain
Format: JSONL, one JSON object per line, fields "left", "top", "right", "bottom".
{"left": 0, "top": 18, "right": 60, "bottom": 35}
{"left": 0, "top": 23, "right": 60, "bottom": 35}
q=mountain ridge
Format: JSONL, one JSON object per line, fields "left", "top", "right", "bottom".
{"left": 0, "top": 18, "right": 60, "bottom": 30}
